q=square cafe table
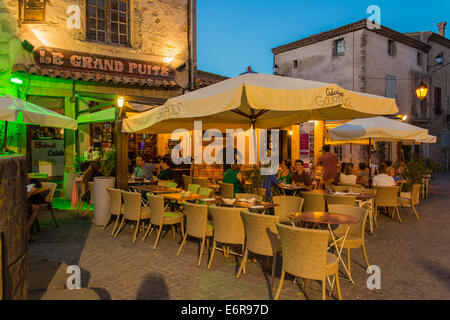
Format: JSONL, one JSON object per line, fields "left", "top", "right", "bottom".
{"left": 288, "top": 211, "right": 359, "bottom": 285}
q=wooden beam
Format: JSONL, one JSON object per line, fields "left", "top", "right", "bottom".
{"left": 76, "top": 91, "right": 168, "bottom": 105}
{"left": 78, "top": 101, "right": 114, "bottom": 115}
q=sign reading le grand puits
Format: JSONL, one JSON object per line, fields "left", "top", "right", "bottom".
{"left": 34, "top": 47, "right": 175, "bottom": 80}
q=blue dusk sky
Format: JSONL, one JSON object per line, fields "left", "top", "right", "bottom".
{"left": 197, "top": 0, "right": 450, "bottom": 77}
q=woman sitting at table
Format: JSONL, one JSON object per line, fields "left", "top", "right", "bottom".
{"left": 156, "top": 156, "right": 175, "bottom": 181}
{"left": 387, "top": 167, "right": 406, "bottom": 184}
{"left": 339, "top": 163, "right": 358, "bottom": 185}
{"left": 223, "top": 163, "right": 244, "bottom": 197}
{"left": 277, "top": 160, "right": 291, "bottom": 184}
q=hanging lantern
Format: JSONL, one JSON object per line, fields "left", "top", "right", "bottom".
{"left": 416, "top": 81, "right": 428, "bottom": 101}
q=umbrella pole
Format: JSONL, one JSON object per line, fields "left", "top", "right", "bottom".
{"left": 368, "top": 138, "right": 372, "bottom": 188}
{"left": 2, "top": 121, "right": 7, "bottom": 154}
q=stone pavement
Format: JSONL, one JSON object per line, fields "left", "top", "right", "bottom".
{"left": 28, "top": 174, "right": 450, "bottom": 300}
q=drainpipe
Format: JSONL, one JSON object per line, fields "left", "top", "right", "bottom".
{"left": 187, "top": 0, "right": 197, "bottom": 91}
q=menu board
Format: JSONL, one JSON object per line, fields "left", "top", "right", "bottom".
{"left": 299, "top": 133, "right": 310, "bottom": 168}
{"left": 31, "top": 139, "right": 65, "bottom": 177}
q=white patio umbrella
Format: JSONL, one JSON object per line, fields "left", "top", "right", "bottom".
{"left": 122, "top": 73, "right": 399, "bottom": 133}
{"left": 328, "top": 116, "right": 429, "bottom": 185}
{"left": 0, "top": 95, "right": 78, "bottom": 152}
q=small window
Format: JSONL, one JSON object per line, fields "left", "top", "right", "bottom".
{"left": 388, "top": 40, "right": 396, "bottom": 56}
{"left": 417, "top": 52, "right": 422, "bottom": 65}
{"left": 86, "top": 0, "right": 130, "bottom": 46}
{"left": 334, "top": 39, "right": 345, "bottom": 55}
{"left": 435, "top": 87, "right": 442, "bottom": 115}
{"left": 293, "top": 60, "right": 298, "bottom": 69}
{"left": 385, "top": 75, "right": 396, "bottom": 99}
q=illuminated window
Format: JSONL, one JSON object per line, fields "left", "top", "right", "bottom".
{"left": 20, "top": 0, "right": 46, "bottom": 23}
{"left": 86, "top": 0, "right": 129, "bottom": 46}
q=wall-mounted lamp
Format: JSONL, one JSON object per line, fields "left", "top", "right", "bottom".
{"left": 416, "top": 81, "right": 428, "bottom": 101}
{"left": 10, "top": 77, "right": 23, "bottom": 85}
{"left": 176, "top": 62, "right": 186, "bottom": 72}
{"left": 163, "top": 57, "right": 174, "bottom": 63}
{"left": 21, "top": 40, "right": 35, "bottom": 53}
{"left": 402, "top": 115, "right": 408, "bottom": 121}
{"left": 289, "top": 130, "right": 293, "bottom": 136}
{"left": 117, "top": 96, "right": 124, "bottom": 108}
{"left": 273, "top": 64, "right": 279, "bottom": 75}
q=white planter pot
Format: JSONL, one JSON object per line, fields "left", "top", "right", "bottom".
{"left": 64, "top": 172, "right": 78, "bottom": 200}
{"left": 93, "top": 176, "right": 116, "bottom": 226}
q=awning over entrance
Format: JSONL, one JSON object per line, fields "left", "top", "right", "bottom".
{"left": 77, "top": 108, "right": 116, "bottom": 124}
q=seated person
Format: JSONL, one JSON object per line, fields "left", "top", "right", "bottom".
{"left": 339, "top": 163, "right": 358, "bottom": 185}
{"left": 223, "top": 164, "right": 244, "bottom": 197}
{"left": 133, "top": 156, "right": 157, "bottom": 181}
{"left": 262, "top": 174, "right": 281, "bottom": 200}
{"left": 277, "top": 160, "right": 291, "bottom": 184}
{"left": 357, "top": 162, "right": 370, "bottom": 186}
{"left": 387, "top": 167, "right": 405, "bottom": 183}
{"left": 291, "top": 160, "right": 312, "bottom": 190}
{"left": 157, "top": 156, "right": 175, "bottom": 181}
{"left": 372, "top": 163, "right": 396, "bottom": 186}
{"left": 26, "top": 183, "right": 40, "bottom": 242}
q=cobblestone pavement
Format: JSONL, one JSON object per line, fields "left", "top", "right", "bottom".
{"left": 29, "top": 174, "right": 450, "bottom": 300}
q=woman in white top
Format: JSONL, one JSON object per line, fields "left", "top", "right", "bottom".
{"left": 339, "top": 163, "right": 357, "bottom": 185}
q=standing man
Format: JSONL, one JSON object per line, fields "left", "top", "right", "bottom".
{"left": 317, "top": 145, "right": 339, "bottom": 189}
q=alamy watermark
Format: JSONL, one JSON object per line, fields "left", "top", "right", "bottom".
{"left": 170, "top": 121, "right": 279, "bottom": 175}
{"left": 66, "top": 265, "right": 81, "bottom": 290}
{"left": 367, "top": 5, "right": 381, "bottom": 30}
{"left": 366, "top": 265, "right": 381, "bottom": 290}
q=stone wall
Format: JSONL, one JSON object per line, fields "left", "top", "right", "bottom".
{"left": 0, "top": 154, "right": 28, "bottom": 300}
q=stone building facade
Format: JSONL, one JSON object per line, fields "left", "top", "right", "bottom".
{"left": 0, "top": 0, "right": 197, "bottom": 188}
{"left": 272, "top": 19, "right": 449, "bottom": 169}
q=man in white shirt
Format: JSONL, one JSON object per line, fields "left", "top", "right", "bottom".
{"left": 372, "top": 163, "right": 395, "bottom": 186}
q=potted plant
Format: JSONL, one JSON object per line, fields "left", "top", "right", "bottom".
{"left": 93, "top": 148, "right": 117, "bottom": 226}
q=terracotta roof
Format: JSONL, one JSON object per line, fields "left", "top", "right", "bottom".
{"left": 195, "top": 70, "right": 228, "bottom": 88}
{"left": 272, "top": 19, "right": 431, "bottom": 55}
{"left": 11, "top": 64, "right": 180, "bottom": 89}
{"left": 404, "top": 32, "right": 450, "bottom": 48}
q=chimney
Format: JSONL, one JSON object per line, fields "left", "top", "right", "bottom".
{"left": 437, "top": 22, "right": 447, "bottom": 37}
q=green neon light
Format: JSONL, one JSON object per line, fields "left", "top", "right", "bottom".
{"left": 10, "top": 77, "right": 23, "bottom": 85}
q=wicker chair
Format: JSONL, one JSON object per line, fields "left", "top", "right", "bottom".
{"left": 187, "top": 184, "right": 201, "bottom": 194}
{"left": 207, "top": 206, "right": 248, "bottom": 270}
{"left": 177, "top": 202, "right": 213, "bottom": 266}
{"left": 114, "top": 191, "right": 151, "bottom": 243}
{"left": 142, "top": 195, "right": 184, "bottom": 249}
{"left": 373, "top": 186, "right": 401, "bottom": 222}
{"left": 39, "top": 182, "right": 59, "bottom": 227}
{"left": 158, "top": 180, "right": 177, "bottom": 188}
{"left": 197, "top": 187, "right": 213, "bottom": 205}
{"left": 324, "top": 194, "right": 356, "bottom": 207}
{"left": 104, "top": 188, "right": 123, "bottom": 236}
{"left": 328, "top": 204, "right": 370, "bottom": 279}
{"left": 235, "top": 193, "right": 263, "bottom": 202}
{"left": 220, "top": 183, "right": 234, "bottom": 198}
{"left": 300, "top": 191, "right": 326, "bottom": 212}
{"left": 274, "top": 223, "right": 341, "bottom": 300}
{"left": 193, "top": 177, "right": 210, "bottom": 188}
{"left": 183, "top": 175, "right": 192, "bottom": 190}
{"left": 237, "top": 211, "right": 280, "bottom": 293}
{"left": 272, "top": 196, "right": 304, "bottom": 224}
{"left": 359, "top": 188, "right": 378, "bottom": 231}
{"left": 398, "top": 184, "right": 422, "bottom": 222}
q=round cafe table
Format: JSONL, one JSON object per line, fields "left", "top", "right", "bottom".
{"left": 288, "top": 211, "right": 359, "bottom": 284}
